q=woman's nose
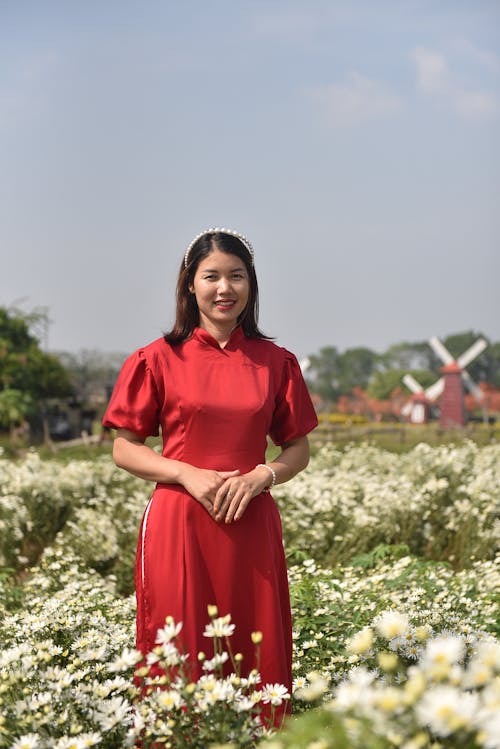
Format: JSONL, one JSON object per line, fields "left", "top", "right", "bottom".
{"left": 217, "top": 277, "right": 231, "bottom": 293}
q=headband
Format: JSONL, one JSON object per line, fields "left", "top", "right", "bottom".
{"left": 184, "top": 227, "right": 254, "bottom": 268}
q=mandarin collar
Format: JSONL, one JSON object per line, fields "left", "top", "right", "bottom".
{"left": 191, "top": 325, "right": 245, "bottom": 351}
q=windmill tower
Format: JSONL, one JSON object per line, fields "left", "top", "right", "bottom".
{"left": 428, "top": 336, "right": 487, "bottom": 427}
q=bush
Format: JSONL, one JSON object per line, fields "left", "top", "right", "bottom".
{"left": 276, "top": 441, "right": 500, "bottom": 569}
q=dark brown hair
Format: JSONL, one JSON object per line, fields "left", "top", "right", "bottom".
{"left": 164, "top": 231, "right": 271, "bottom": 344}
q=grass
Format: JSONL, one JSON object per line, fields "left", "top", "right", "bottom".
{"left": 2, "top": 420, "right": 499, "bottom": 462}
{"left": 311, "top": 420, "right": 500, "bottom": 453}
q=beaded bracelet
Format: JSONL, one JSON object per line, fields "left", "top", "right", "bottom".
{"left": 256, "top": 463, "right": 276, "bottom": 489}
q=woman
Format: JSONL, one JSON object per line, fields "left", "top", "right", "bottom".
{"left": 103, "top": 228, "right": 317, "bottom": 699}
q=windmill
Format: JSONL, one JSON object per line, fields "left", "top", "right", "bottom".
{"left": 428, "top": 336, "right": 487, "bottom": 427}
{"left": 401, "top": 337, "right": 487, "bottom": 425}
{"left": 401, "top": 373, "right": 442, "bottom": 424}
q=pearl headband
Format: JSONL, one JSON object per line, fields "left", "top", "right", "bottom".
{"left": 184, "top": 227, "right": 254, "bottom": 269}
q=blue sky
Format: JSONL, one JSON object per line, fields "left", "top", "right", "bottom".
{"left": 1, "top": 0, "right": 499, "bottom": 358}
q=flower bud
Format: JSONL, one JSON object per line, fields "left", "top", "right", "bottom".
{"left": 378, "top": 652, "right": 398, "bottom": 671}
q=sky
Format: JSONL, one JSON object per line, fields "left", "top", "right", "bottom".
{"left": 1, "top": 0, "right": 499, "bottom": 360}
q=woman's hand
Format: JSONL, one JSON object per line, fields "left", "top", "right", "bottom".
{"left": 178, "top": 465, "right": 240, "bottom": 517}
{"left": 213, "top": 436, "right": 311, "bottom": 524}
{"left": 213, "top": 466, "right": 272, "bottom": 524}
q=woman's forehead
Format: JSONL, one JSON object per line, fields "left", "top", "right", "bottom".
{"left": 196, "top": 248, "right": 246, "bottom": 271}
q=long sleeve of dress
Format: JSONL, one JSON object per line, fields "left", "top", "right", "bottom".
{"left": 269, "top": 350, "right": 318, "bottom": 446}
{"left": 102, "top": 350, "right": 160, "bottom": 440}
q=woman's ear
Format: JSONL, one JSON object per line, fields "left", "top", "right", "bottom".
{"left": 188, "top": 284, "right": 195, "bottom": 294}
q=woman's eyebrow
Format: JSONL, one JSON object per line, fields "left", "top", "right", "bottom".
{"left": 201, "top": 265, "right": 246, "bottom": 272}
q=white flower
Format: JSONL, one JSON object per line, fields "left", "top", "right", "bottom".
{"left": 292, "top": 676, "right": 307, "bottom": 692}
{"left": 76, "top": 734, "right": 101, "bottom": 748}
{"left": 155, "top": 618, "right": 183, "bottom": 644}
{"left": 159, "top": 641, "right": 183, "bottom": 666}
{"left": 475, "top": 639, "right": 500, "bottom": 669}
{"left": 333, "top": 668, "right": 376, "bottom": 712}
{"left": 416, "top": 685, "right": 479, "bottom": 737}
{"left": 235, "top": 696, "right": 255, "bottom": 711}
{"left": 92, "top": 696, "right": 131, "bottom": 730}
{"left": 420, "top": 635, "right": 465, "bottom": 677}
{"left": 109, "top": 647, "right": 143, "bottom": 671}
{"left": 261, "top": 683, "right": 290, "bottom": 705}
{"left": 302, "top": 639, "right": 317, "bottom": 649}
{"left": 374, "top": 686, "right": 403, "bottom": 713}
{"left": 203, "top": 614, "right": 235, "bottom": 638}
{"left": 347, "top": 627, "right": 374, "bottom": 655}
{"left": 202, "top": 651, "right": 229, "bottom": 671}
{"left": 375, "top": 611, "right": 410, "bottom": 640}
{"left": 11, "top": 735, "right": 40, "bottom": 749}
{"left": 294, "top": 674, "right": 329, "bottom": 702}
{"left": 156, "top": 689, "right": 183, "bottom": 711}
{"left": 480, "top": 711, "right": 500, "bottom": 749}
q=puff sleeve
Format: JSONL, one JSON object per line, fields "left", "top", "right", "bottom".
{"left": 102, "top": 350, "right": 160, "bottom": 440}
{"left": 269, "top": 350, "right": 318, "bottom": 446}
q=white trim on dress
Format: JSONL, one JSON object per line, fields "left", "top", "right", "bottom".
{"left": 141, "top": 496, "right": 154, "bottom": 588}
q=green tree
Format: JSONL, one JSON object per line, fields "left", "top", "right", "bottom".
{"left": 305, "top": 346, "right": 340, "bottom": 402}
{"left": 486, "top": 342, "right": 500, "bottom": 388}
{"left": 335, "top": 347, "right": 378, "bottom": 394}
{"left": 306, "top": 347, "right": 378, "bottom": 402}
{"left": 380, "top": 341, "right": 438, "bottom": 372}
{"left": 0, "top": 307, "right": 72, "bottom": 432}
{"left": 367, "top": 368, "right": 437, "bottom": 400}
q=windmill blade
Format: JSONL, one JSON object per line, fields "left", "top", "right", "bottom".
{"left": 457, "top": 338, "right": 488, "bottom": 369}
{"left": 461, "top": 370, "right": 484, "bottom": 401}
{"left": 402, "top": 374, "right": 423, "bottom": 394}
{"left": 429, "top": 336, "right": 455, "bottom": 366}
{"left": 425, "top": 377, "right": 444, "bottom": 401}
{"left": 401, "top": 401, "right": 412, "bottom": 416}
{"left": 299, "top": 357, "right": 311, "bottom": 374}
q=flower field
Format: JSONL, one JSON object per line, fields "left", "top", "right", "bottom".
{"left": 1, "top": 441, "right": 499, "bottom": 748}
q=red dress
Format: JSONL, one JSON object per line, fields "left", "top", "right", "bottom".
{"left": 103, "top": 326, "right": 317, "bottom": 693}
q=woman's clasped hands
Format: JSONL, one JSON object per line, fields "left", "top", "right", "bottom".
{"left": 179, "top": 464, "right": 271, "bottom": 523}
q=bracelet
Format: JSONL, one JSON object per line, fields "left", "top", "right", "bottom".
{"left": 256, "top": 463, "right": 276, "bottom": 489}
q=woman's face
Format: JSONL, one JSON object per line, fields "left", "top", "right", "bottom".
{"left": 189, "top": 248, "right": 250, "bottom": 335}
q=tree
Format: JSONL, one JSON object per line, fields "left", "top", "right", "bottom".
{"left": 57, "top": 349, "right": 127, "bottom": 405}
{"left": 305, "top": 346, "right": 340, "bottom": 403}
{"left": 367, "top": 368, "right": 437, "bottom": 401}
{"left": 335, "top": 347, "right": 378, "bottom": 394}
{"left": 0, "top": 307, "right": 72, "bottom": 433}
{"left": 486, "top": 342, "right": 500, "bottom": 388}
{"left": 380, "top": 341, "right": 438, "bottom": 372}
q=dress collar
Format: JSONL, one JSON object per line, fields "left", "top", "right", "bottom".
{"left": 191, "top": 325, "right": 245, "bottom": 350}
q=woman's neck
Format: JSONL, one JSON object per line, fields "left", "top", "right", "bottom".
{"left": 198, "top": 321, "right": 237, "bottom": 348}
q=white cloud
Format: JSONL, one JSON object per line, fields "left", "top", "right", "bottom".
{"left": 309, "top": 71, "right": 401, "bottom": 126}
{"left": 412, "top": 47, "right": 449, "bottom": 93}
{"left": 452, "top": 38, "right": 500, "bottom": 74}
{"left": 411, "top": 45, "right": 499, "bottom": 120}
{"left": 453, "top": 90, "right": 498, "bottom": 118}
